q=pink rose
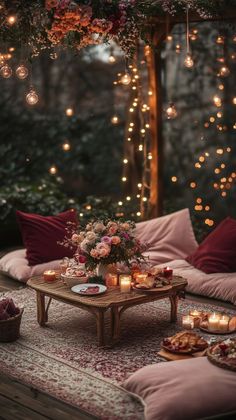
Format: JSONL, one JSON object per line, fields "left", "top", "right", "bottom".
{"left": 121, "top": 222, "right": 130, "bottom": 231}
{"left": 90, "top": 249, "right": 99, "bottom": 258}
{"left": 101, "top": 236, "right": 112, "bottom": 244}
{"left": 96, "top": 242, "right": 110, "bottom": 257}
{"left": 71, "top": 233, "right": 80, "bottom": 243}
{"left": 108, "top": 226, "right": 117, "bottom": 236}
{"left": 111, "top": 236, "right": 121, "bottom": 245}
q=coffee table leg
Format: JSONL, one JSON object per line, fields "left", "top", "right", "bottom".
{"left": 111, "top": 307, "right": 121, "bottom": 342}
{"left": 36, "top": 292, "right": 47, "bottom": 326}
{"left": 95, "top": 310, "right": 105, "bottom": 347}
{"left": 169, "top": 294, "right": 178, "bottom": 322}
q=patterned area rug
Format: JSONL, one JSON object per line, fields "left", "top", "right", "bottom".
{"left": 0, "top": 288, "right": 236, "bottom": 420}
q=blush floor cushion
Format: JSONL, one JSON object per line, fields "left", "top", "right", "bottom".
{"left": 123, "top": 358, "right": 236, "bottom": 420}
{"left": 157, "top": 260, "right": 236, "bottom": 305}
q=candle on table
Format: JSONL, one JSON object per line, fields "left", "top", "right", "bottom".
{"left": 218, "top": 315, "right": 230, "bottom": 332}
{"left": 163, "top": 267, "right": 173, "bottom": 280}
{"left": 182, "top": 315, "right": 194, "bottom": 330}
{"left": 189, "top": 310, "right": 202, "bottom": 327}
{"left": 60, "top": 258, "right": 69, "bottom": 274}
{"left": 208, "top": 313, "right": 221, "bottom": 331}
{"left": 106, "top": 273, "right": 118, "bottom": 287}
{"left": 120, "top": 275, "right": 132, "bottom": 293}
{"left": 136, "top": 273, "right": 148, "bottom": 283}
{"left": 43, "top": 270, "right": 56, "bottom": 282}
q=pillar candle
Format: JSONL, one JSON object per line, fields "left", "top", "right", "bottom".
{"left": 120, "top": 275, "right": 132, "bottom": 293}
{"left": 43, "top": 270, "right": 56, "bottom": 282}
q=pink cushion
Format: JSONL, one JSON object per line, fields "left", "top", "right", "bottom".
{"left": 187, "top": 217, "right": 236, "bottom": 274}
{"left": 123, "top": 358, "right": 236, "bottom": 420}
{"left": 157, "top": 259, "right": 236, "bottom": 305}
{"left": 0, "top": 249, "right": 62, "bottom": 282}
{"left": 16, "top": 209, "right": 77, "bottom": 266}
{"left": 135, "top": 209, "right": 198, "bottom": 265}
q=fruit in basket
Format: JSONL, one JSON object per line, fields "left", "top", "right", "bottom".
{"left": 0, "top": 298, "right": 20, "bottom": 320}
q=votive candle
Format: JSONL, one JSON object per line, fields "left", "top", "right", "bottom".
{"left": 208, "top": 313, "right": 221, "bottom": 331}
{"left": 106, "top": 273, "right": 118, "bottom": 287}
{"left": 163, "top": 267, "right": 173, "bottom": 280}
{"left": 218, "top": 315, "right": 230, "bottom": 332}
{"left": 43, "top": 270, "right": 56, "bottom": 282}
{"left": 189, "top": 310, "right": 202, "bottom": 327}
{"left": 182, "top": 315, "right": 194, "bottom": 330}
{"left": 120, "top": 275, "right": 132, "bottom": 293}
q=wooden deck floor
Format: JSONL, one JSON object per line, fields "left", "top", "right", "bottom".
{"left": 0, "top": 274, "right": 97, "bottom": 420}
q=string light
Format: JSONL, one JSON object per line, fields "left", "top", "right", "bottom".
{"left": 49, "top": 166, "right": 57, "bottom": 175}
{"left": 213, "top": 95, "right": 222, "bottom": 107}
{"left": 121, "top": 176, "right": 127, "bottom": 182}
{"left": 121, "top": 72, "right": 131, "bottom": 86}
{"left": 165, "top": 103, "right": 178, "bottom": 119}
{"left": 65, "top": 108, "right": 74, "bottom": 116}
{"left": 26, "top": 88, "right": 39, "bottom": 105}
{"left": 171, "top": 176, "right": 178, "bottom": 182}
{"left": 62, "top": 142, "right": 71, "bottom": 151}
{"left": 111, "top": 115, "right": 119, "bottom": 124}
{"left": 16, "top": 64, "right": 29, "bottom": 79}
{"left": 0, "top": 64, "right": 12, "bottom": 78}
{"left": 184, "top": 53, "right": 194, "bottom": 68}
{"left": 219, "top": 66, "right": 230, "bottom": 77}
{"left": 216, "top": 35, "right": 224, "bottom": 44}
{"left": 108, "top": 54, "right": 116, "bottom": 64}
{"left": 7, "top": 15, "right": 17, "bottom": 25}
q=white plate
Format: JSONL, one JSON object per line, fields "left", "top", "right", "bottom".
{"left": 71, "top": 283, "right": 107, "bottom": 296}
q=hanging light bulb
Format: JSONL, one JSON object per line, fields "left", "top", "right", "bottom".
{"left": 216, "top": 35, "right": 224, "bottom": 44}
{"left": 121, "top": 72, "right": 131, "bottom": 86}
{"left": 65, "top": 107, "right": 74, "bottom": 116}
{"left": 219, "top": 66, "right": 230, "bottom": 77}
{"left": 0, "top": 63, "right": 12, "bottom": 78}
{"left": 26, "top": 88, "right": 39, "bottom": 105}
{"left": 108, "top": 54, "right": 116, "bottom": 64}
{"left": 111, "top": 115, "right": 119, "bottom": 124}
{"left": 7, "top": 15, "right": 17, "bottom": 25}
{"left": 165, "top": 103, "right": 178, "bottom": 120}
{"left": 16, "top": 64, "right": 28, "bottom": 79}
{"left": 62, "top": 142, "right": 71, "bottom": 151}
{"left": 49, "top": 166, "right": 57, "bottom": 175}
{"left": 184, "top": 53, "right": 194, "bottom": 68}
{"left": 213, "top": 95, "right": 222, "bottom": 107}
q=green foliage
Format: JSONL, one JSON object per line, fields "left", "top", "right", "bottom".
{"left": 87, "top": 275, "right": 105, "bottom": 285}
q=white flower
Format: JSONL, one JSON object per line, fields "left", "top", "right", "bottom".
{"left": 80, "top": 239, "right": 90, "bottom": 252}
{"left": 94, "top": 222, "right": 105, "bottom": 233}
{"left": 86, "top": 231, "right": 97, "bottom": 242}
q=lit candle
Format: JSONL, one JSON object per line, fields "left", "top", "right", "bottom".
{"left": 208, "top": 313, "right": 221, "bottom": 331}
{"left": 43, "top": 270, "right": 56, "bottom": 282}
{"left": 60, "top": 258, "right": 69, "bottom": 274}
{"left": 218, "top": 315, "right": 230, "bottom": 332}
{"left": 182, "top": 315, "right": 194, "bottom": 330}
{"left": 163, "top": 267, "right": 173, "bottom": 280}
{"left": 189, "top": 310, "right": 202, "bottom": 327}
{"left": 106, "top": 273, "right": 118, "bottom": 287}
{"left": 136, "top": 273, "right": 148, "bottom": 283}
{"left": 120, "top": 275, "right": 132, "bottom": 293}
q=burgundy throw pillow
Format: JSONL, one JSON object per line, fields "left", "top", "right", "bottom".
{"left": 16, "top": 209, "right": 77, "bottom": 266}
{"left": 186, "top": 217, "right": 236, "bottom": 274}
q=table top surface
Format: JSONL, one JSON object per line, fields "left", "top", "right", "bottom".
{"left": 27, "top": 275, "right": 188, "bottom": 309}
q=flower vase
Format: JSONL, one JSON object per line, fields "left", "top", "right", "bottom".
{"left": 96, "top": 263, "right": 117, "bottom": 279}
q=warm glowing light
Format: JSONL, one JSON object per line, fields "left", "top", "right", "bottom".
{"left": 216, "top": 148, "right": 224, "bottom": 155}
{"left": 118, "top": 201, "right": 123, "bottom": 206}
{"left": 49, "top": 166, "right": 57, "bottom": 175}
{"left": 121, "top": 72, "right": 131, "bottom": 85}
{"left": 136, "top": 211, "right": 141, "bottom": 216}
{"left": 166, "top": 35, "right": 173, "bottom": 42}
{"left": 215, "top": 168, "right": 220, "bottom": 174}
{"left": 111, "top": 115, "right": 119, "bottom": 125}
{"left": 221, "top": 164, "right": 225, "bottom": 168}
{"left": 209, "top": 117, "right": 215, "bottom": 123}
{"left": 129, "top": 107, "right": 134, "bottom": 112}
{"left": 217, "top": 112, "right": 222, "bottom": 118}
{"left": 226, "top": 147, "right": 231, "bottom": 152}
{"left": 213, "top": 95, "right": 222, "bottom": 107}
{"left": 62, "top": 142, "right": 70, "bottom": 151}
{"left": 219, "top": 66, "right": 230, "bottom": 77}
{"left": 122, "top": 176, "right": 127, "bottom": 182}
{"left": 86, "top": 205, "right": 92, "bottom": 210}
{"left": 123, "top": 158, "right": 128, "bottom": 164}
{"left": 0, "top": 64, "right": 12, "bottom": 78}
{"left": 7, "top": 15, "right": 17, "bottom": 25}
{"left": 26, "top": 88, "right": 39, "bottom": 105}
{"left": 216, "top": 36, "right": 224, "bottom": 44}
{"left": 165, "top": 103, "right": 178, "bottom": 120}
{"left": 196, "top": 198, "right": 202, "bottom": 204}
{"left": 171, "top": 176, "right": 177, "bottom": 182}
{"left": 233, "top": 97, "right": 236, "bottom": 105}
{"left": 195, "top": 163, "right": 201, "bottom": 168}
{"left": 65, "top": 108, "right": 74, "bottom": 116}
{"left": 184, "top": 54, "right": 194, "bottom": 68}
{"left": 148, "top": 153, "right": 152, "bottom": 160}
{"left": 16, "top": 64, "right": 28, "bottom": 79}
{"left": 190, "top": 182, "right": 196, "bottom": 188}
{"left": 138, "top": 145, "right": 143, "bottom": 151}
{"left": 148, "top": 90, "right": 153, "bottom": 96}
{"left": 199, "top": 156, "right": 205, "bottom": 162}
{"left": 108, "top": 54, "right": 116, "bottom": 64}
{"left": 205, "top": 206, "right": 210, "bottom": 211}
{"left": 218, "top": 84, "right": 224, "bottom": 90}
{"left": 142, "top": 197, "right": 147, "bottom": 202}
{"left": 137, "top": 183, "right": 142, "bottom": 189}
{"left": 126, "top": 196, "right": 131, "bottom": 201}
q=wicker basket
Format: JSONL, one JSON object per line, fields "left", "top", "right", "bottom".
{"left": 0, "top": 308, "right": 24, "bottom": 342}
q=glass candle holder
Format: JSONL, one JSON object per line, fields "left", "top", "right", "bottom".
{"left": 106, "top": 273, "right": 118, "bottom": 287}
{"left": 119, "top": 275, "right": 132, "bottom": 293}
{"left": 182, "top": 315, "right": 194, "bottom": 330}
{"left": 208, "top": 313, "right": 221, "bottom": 331}
{"left": 43, "top": 270, "right": 56, "bottom": 282}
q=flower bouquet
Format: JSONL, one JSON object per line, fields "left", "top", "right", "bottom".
{"left": 62, "top": 220, "right": 146, "bottom": 272}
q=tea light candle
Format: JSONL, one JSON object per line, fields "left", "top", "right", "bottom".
{"left": 182, "top": 315, "right": 194, "bottom": 330}
{"left": 163, "top": 267, "right": 173, "bottom": 280}
{"left": 120, "top": 275, "right": 132, "bottom": 293}
{"left": 218, "top": 315, "right": 230, "bottom": 332}
{"left": 106, "top": 273, "right": 118, "bottom": 287}
{"left": 136, "top": 273, "right": 148, "bottom": 283}
{"left": 43, "top": 270, "right": 56, "bottom": 282}
{"left": 208, "top": 313, "right": 221, "bottom": 331}
{"left": 189, "top": 310, "right": 202, "bottom": 327}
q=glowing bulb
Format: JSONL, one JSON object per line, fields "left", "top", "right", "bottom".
{"left": 26, "top": 88, "right": 39, "bottom": 105}
{"left": 111, "top": 115, "right": 119, "bottom": 124}
{"left": 184, "top": 53, "right": 194, "bottom": 68}
{"left": 62, "top": 142, "right": 70, "bottom": 151}
{"left": 148, "top": 153, "right": 152, "bottom": 160}
{"left": 122, "top": 176, "right": 127, "bottom": 182}
{"left": 213, "top": 95, "right": 222, "bottom": 107}
{"left": 118, "top": 201, "right": 123, "bottom": 206}
{"left": 216, "top": 36, "right": 224, "bottom": 44}
{"left": 0, "top": 64, "right": 12, "bottom": 78}
{"left": 166, "top": 35, "right": 173, "bottom": 42}
{"left": 108, "top": 54, "right": 116, "bottom": 64}
{"left": 126, "top": 196, "right": 131, "bottom": 201}
{"left": 233, "top": 97, "right": 236, "bottom": 105}
{"left": 190, "top": 182, "right": 196, "bottom": 188}
{"left": 171, "top": 176, "right": 177, "bottom": 182}
{"left": 219, "top": 66, "right": 230, "bottom": 77}
{"left": 7, "top": 15, "right": 17, "bottom": 25}
{"left": 16, "top": 64, "right": 28, "bottom": 79}
{"left": 136, "top": 212, "right": 141, "bottom": 216}
{"left": 65, "top": 108, "right": 74, "bottom": 116}
{"left": 137, "top": 183, "right": 142, "bottom": 188}
{"left": 165, "top": 103, "right": 178, "bottom": 120}
{"left": 142, "top": 197, "right": 147, "bottom": 202}
{"left": 121, "top": 72, "right": 131, "bottom": 86}
{"left": 49, "top": 166, "right": 57, "bottom": 175}
{"left": 123, "top": 158, "right": 128, "bottom": 164}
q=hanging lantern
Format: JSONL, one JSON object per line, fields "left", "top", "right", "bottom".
{"left": 219, "top": 66, "right": 230, "bottom": 77}
{"left": 26, "top": 88, "right": 39, "bottom": 105}
{"left": 165, "top": 103, "right": 178, "bottom": 120}
{"left": 16, "top": 64, "right": 28, "bottom": 79}
{"left": 0, "top": 64, "right": 12, "bottom": 78}
{"left": 184, "top": 53, "right": 194, "bottom": 68}
{"left": 121, "top": 72, "right": 131, "bottom": 86}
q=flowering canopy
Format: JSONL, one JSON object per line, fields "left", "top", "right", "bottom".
{"left": 0, "top": 1, "right": 231, "bottom": 57}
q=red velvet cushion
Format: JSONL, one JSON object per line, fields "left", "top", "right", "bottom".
{"left": 16, "top": 209, "right": 77, "bottom": 266}
{"left": 186, "top": 217, "right": 236, "bottom": 274}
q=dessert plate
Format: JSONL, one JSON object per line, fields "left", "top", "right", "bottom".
{"left": 71, "top": 283, "right": 107, "bottom": 296}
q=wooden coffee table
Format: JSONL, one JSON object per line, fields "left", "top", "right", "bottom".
{"left": 27, "top": 275, "right": 187, "bottom": 347}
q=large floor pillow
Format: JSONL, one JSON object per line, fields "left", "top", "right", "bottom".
{"left": 123, "top": 358, "right": 236, "bottom": 420}
{"left": 157, "top": 259, "right": 236, "bottom": 305}
{"left": 0, "top": 249, "right": 61, "bottom": 282}
{"left": 135, "top": 209, "right": 198, "bottom": 265}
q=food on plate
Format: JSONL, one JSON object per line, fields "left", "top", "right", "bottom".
{"left": 208, "top": 339, "right": 236, "bottom": 368}
{"left": 134, "top": 272, "right": 172, "bottom": 290}
{"left": 65, "top": 267, "right": 86, "bottom": 277}
{"left": 80, "top": 286, "right": 100, "bottom": 295}
{"left": 162, "top": 331, "right": 208, "bottom": 353}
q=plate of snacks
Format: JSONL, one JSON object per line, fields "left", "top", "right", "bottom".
{"left": 61, "top": 267, "right": 88, "bottom": 287}
{"left": 161, "top": 331, "right": 208, "bottom": 354}
{"left": 71, "top": 283, "right": 107, "bottom": 296}
{"left": 207, "top": 339, "right": 236, "bottom": 371}
{"left": 133, "top": 274, "right": 172, "bottom": 293}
